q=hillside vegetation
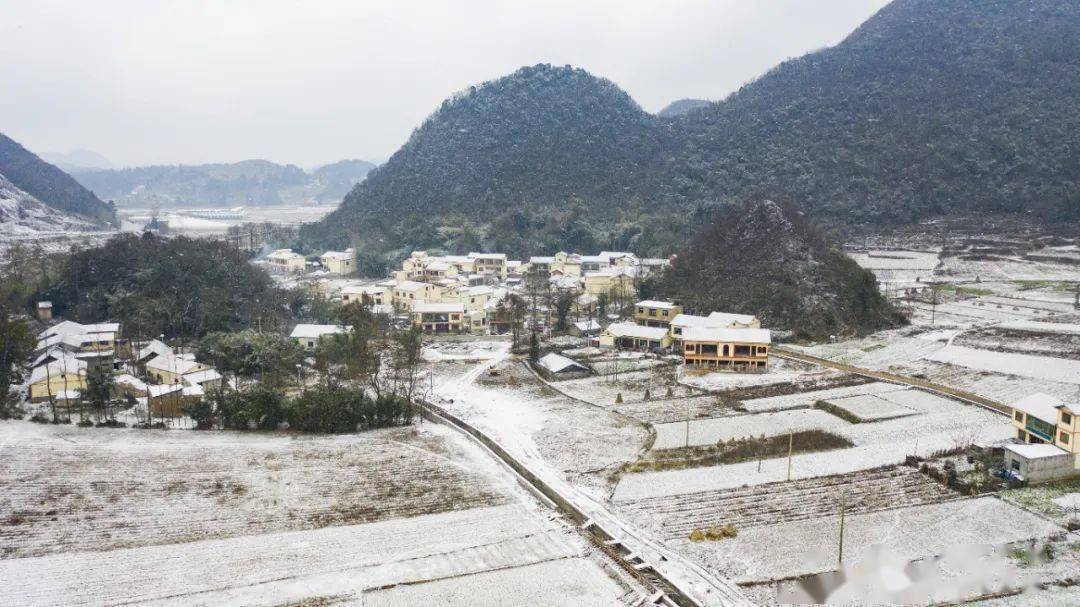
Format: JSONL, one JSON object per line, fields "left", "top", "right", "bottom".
{"left": 652, "top": 200, "right": 904, "bottom": 339}
{"left": 74, "top": 158, "right": 375, "bottom": 207}
{"left": 303, "top": 0, "right": 1080, "bottom": 263}
{"left": 33, "top": 234, "right": 296, "bottom": 340}
{"left": 0, "top": 133, "right": 116, "bottom": 225}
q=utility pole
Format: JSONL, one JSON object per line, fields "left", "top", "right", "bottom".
{"left": 786, "top": 432, "right": 794, "bottom": 481}
{"left": 838, "top": 491, "right": 847, "bottom": 565}
{"left": 931, "top": 285, "right": 939, "bottom": 325}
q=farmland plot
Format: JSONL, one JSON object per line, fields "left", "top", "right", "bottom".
{"left": 652, "top": 409, "right": 848, "bottom": 450}
{"left": 3, "top": 503, "right": 633, "bottom": 607}
{"left": 740, "top": 382, "right": 910, "bottom": 413}
{"left": 821, "top": 393, "right": 918, "bottom": 422}
{"left": 612, "top": 389, "right": 1010, "bottom": 501}
{"left": 924, "top": 346, "right": 1080, "bottom": 385}
{"left": 673, "top": 497, "right": 1062, "bottom": 584}
{"left": 0, "top": 421, "right": 510, "bottom": 559}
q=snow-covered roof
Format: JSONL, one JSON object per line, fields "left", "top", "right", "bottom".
{"left": 529, "top": 256, "right": 555, "bottom": 264}
{"left": 37, "top": 301, "right": 52, "bottom": 309}
{"left": 115, "top": 374, "right": 148, "bottom": 391}
{"left": 550, "top": 276, "right": 580, "bottom": 289}
{"left": 290, "top": 324, "right": 348, "bottom": 339}
{"left": 412, "top": 302, "right": 464, "bottom": 313}
{"left": 671, "top": 314, "right": 709, "bottom": 328}
{"left": 320, "top": 250, "right": 353, "bottom": 261}
{"left": 395, "top": 281, "right": 430, "bottom": 292}
{"left": 267, "top": 249, "right": 303, "bottom": 260}
{"left": 1011, "top": 393, "right": 1066, "bottom": 425}
{"left": 184, "top": 369, "right": 222, "bottom": 385}
{"left": 40, "top": 320, "right": 119, "bottom": 339}
{"left": 468, "top": 286, "right": 493, "bottom": 296}
{"left": 603, "top": 322, "right": 668, "bottom": 341}
{"left": 342, "top": 284, "right": 388, "bottom": 295}
{"left": 29, "top": 355, "right": 86, "bottom": 384}
{"left": 370, "top": 304, "right": 395, "bottom": 315}
{"left": 580, "top": 255, "right": 607, "bottom": 263}
{"left": 574, "top": 320, "right": 601, "bottom": 332}
{"left": 146, "top": 353, "right": 203, "bottom": 375}
{"left": 706, "top": 311, "right": 759, "bottom": 327}
{"left": 538, "top": 353, "right": 589, "bottom": 374}
{"left": 1005, "top": 442, "right": 1069, "bottom": 460}
{"left": 135, "top": 339, "right": 173, "bottom": 362}
{"left": 425, "top": 262, "right": 451, "bottom": 271}
{"left": 469, "top": 252, "right": 506, "bottom": 260}
{"left": 681, "top": 327, "right": 771, "bottom": 344}
{"left": 636, "top": 300, "right": 678, "bottom": 309}
{"left": 148, "top": 384, "right": 184, "bottom": 397}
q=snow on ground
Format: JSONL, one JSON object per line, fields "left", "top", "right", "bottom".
{"left": 423, "top": 339, "right": 509, "bottom": 361}
{"left": 939, "top": 255, "right": 1080, "bottom": 283}
{"left": 679, "top": 357, "right": 832, "bottom": 391}
{"left": 898, "top": 358, "right": 1079, "bottom": 404}
{"left": 552, "top": 367, "right": 689, "bottom": 407}
{"left": 652, "top": 409, "right": 849, "bottom": 450}
{"left": 739, "top": 382, "right": 910, "bottom": 413}
{"left": 924, "top": 345, "right": 1080, "bottom": 385}
{"left": 0, "top": 421, "right": 512, "bottom": 559}
{"left": 823, "top": 393, "right": 919, "bottom": 422}
{"left": 612, "top": 390, "right": 1009, "bottom": 501}
{"left": 4, "top": 504, "right": 626, "bottom": 607}
{"left": 364, "top": 557, "right": 630, "bottom": 606}
{"left": 998, "top": 319, "right": 1080, "bottom": 335}
{"left": 675, "top": 497, "right": 1061, "bottom": 584}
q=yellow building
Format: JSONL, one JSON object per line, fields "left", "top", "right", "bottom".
{"left": 145, "top": 353, "right": 211, "bottom": 385}
{"left": 341, "top": 285, "right": 388, "bottom": 307}
{"left": 411, "top": 302, "right": 465, "bottom": 334}
{"left": 266, "top": 249, "right": 306, "bottom": 274}
{"left": 469, "top": 253, "right": 507, "bottom": 279}
{"left": 393, "top": 281, "right": 442, "bottom": 311}
{"left": 289, "top": 324, "right": 349, "bottom": 351}
{"left": 1011, "top": 393, "right": 1078, "bottom": 456}
{"left": 681, "top": 327, "right": 771, "bottom": 372}
{"left": 583, "top": 269, "right": 636, "bottom": 298}
{"left": 320, "top": 248, "right": 356, "bottom": 275}
{"left": 28, "top": 355, "right": 87, "bottom": 402}
{"left": 634, "top": 300, "right": 683, "bottom": 327}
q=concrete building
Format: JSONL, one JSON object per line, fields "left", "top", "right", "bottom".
{"left": 598, "top": 322, "right": 672, "bottom": 351}
{"left": 1004, "top": 443, "right": 1075, "bottom": 483}
{"left": 266, "top": 249, "right": 306, "bottom": 274}
{"left": 411, "top": 302, "right": 465, "bottom": 334}
{"left": 341, "top": 285, "right": 388, "bottom": 307}
{"left": 634, "top": 300, "right": 683, "bottom": 328}
{"left": 289, "top": 324, "right": 348, "bottom": 350}
{"left": 681, "top": 327, "right": 771, "bottom": 372}
{"left": 1009, "top": 393, "right": 1078, "bottom": 481}
{"left": 320, "top": 248, "right": 356, "bottom": 275}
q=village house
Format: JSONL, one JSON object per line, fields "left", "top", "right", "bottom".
{"left": 265, "top": 249, "right": 306, "bottom": 275}
{"left": 681, "top": 327, "right": 771, "bottom": 372}
{"left": 599, "top": 322, "right": 672, "bottom": 351}
{"left": 319, "top": 248, "right": 356, "bottom": 275}
{"left": 392, "top": 281, "right": 442, "bottom": 311}
{"left": 341, "top": 285, "right": 388, "bottom": 307}
{"left": 289, "top": 324, "right": 349, "bottom": 350}
{"left": 27, "top": 354, "right": 87, "bottom": 402}
{"left": 411, "top": 302, "right": 465, "bottom": 334}
{"left": 670, "top": 311, "right": 761, "bottom": 346}
{"left": 145, "top": 352, "right": 212, "bottom": 385}
{"left": 634, "top": 300, "right": 683, "bottom": 328}
{"left": 37, "top": 320, "right": 124, "bottom": 372}
{"left": 535, "top": 353, "right": 591, "bottom": 380}
{"left": 1006, "top": 393, "right": 1078, "bottom": 482}
{"left": 583, "top": 268, "right": 637, "bottom": 298}
{"left": 571, "top": 319, "right": 601, "bottom": 337}
{"left": 469, "top": 253, "right": 508, "bottom": 279}
{"left": 36, "top": 301, "right": 52, "bottom": 322}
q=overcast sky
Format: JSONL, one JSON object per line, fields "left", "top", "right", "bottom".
{"left": 0, "top": 0, "right": 890, "bottom": 168}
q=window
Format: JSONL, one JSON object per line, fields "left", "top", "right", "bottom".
{"left": 1011, "top": 459, "right": 1021, "bottom": 471}
{"left": 1017, "top": 428, "right": 1026, "bottom": 440}
{"left": 1063, "top": 412, "right": 1073, "bottom": 426}
{"left": 1061, "top": 432, "right": 1070, "bottom": 445}
{"left": 1014, "top": 410, "right": 1024, "bottom": 423}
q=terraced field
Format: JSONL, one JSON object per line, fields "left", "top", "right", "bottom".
{"left": 620, "top": 466, "right": 962, "bottom": 541}
{"left": 0, "top": 421, "right": 509, "bottom": 559}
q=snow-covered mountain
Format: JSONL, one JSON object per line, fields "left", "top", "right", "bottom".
{"left": 0, "top": 173, "right": 98, "bottom": 235}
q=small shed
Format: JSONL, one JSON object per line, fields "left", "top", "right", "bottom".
{"left": 571, "top": 319, "right": 601, "bottom": 337}
{"left": 1003, "top": 442, "right": 1074, "bottom": 483}
{"left": 536, "top": 353, "right": 591, "bottom": 380}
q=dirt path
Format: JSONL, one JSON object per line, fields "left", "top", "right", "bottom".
{"left": 772, "top": 347, "right": 1010, "bottom": 416}
{"left": 425, "top": 344, "right": 752, "bottom": 607}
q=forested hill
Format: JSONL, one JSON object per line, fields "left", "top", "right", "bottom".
{"left": 0, "top": 133, "right": 116, "bottom": 225}
{"left": 303, "top": 0, "right": 1080, "bottom": 261}
{"left": 73, "top": 158, "right": 375, "bottom": 207}
{"left": 652, "top": 200, "right": 905, "bottom": 340}
{"left": 657, "top": 99, "right": 710, "bottom": 118}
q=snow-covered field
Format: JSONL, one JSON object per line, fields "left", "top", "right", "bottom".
{"left": 998, "top": 319, "right": 1080, "bottom": 335}
{"left": 613, "top": 389, "right": 1009, "bottom": 501}
{"left": 679, "top": 357, "right": 834, "bottom": 391}
{"left": 740, "top": 381, "right": 909, "bottom": 413}
{"left": 675, "top": 497, "right": 1061, "bottom": 584}
{"left": 4, "top": 504, "right": 628, "bottom": 607}
{"left": 822, "top": 392, "right": 919, "bottom": 421}
{"left": 924, "top": 345, "right": 1080, "bottom": 385}
{"left": 0, "top": 421, "right": 510, "bottom": 559}
{"left": 652, "top": 409, "right": 849, "bottom": 450}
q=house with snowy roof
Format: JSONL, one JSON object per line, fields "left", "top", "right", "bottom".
{"left": 634, "top": 300, "right": 683, "bottom": 328}
{"left": 598, "top": 322, "right": 672, "bottom": 351}
{"left": 290, "top": 324, "right": 349, "bottom": 350}
{"left": 1006, "top": 393, "right": 1078, "bottom": 482}
{"left": 319, "top": 248, "right": 356, "bottom": 275}
{"left": 681, "top": 326, "right": 771, "bottom": 373}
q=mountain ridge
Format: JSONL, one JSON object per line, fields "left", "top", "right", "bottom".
{"left": 300, "top": 0, "right": 1080, "bottom": 259}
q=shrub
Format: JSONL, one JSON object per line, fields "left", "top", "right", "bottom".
{"left": 688, "top": 529, "right": 706, "bottom": 542}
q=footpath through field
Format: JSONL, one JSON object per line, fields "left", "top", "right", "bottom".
{"left": 423, "top": 344, "right": 753, "bottom": 607}
{"left": 772, "top": 347, "right": 1010, "bottom": 416}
